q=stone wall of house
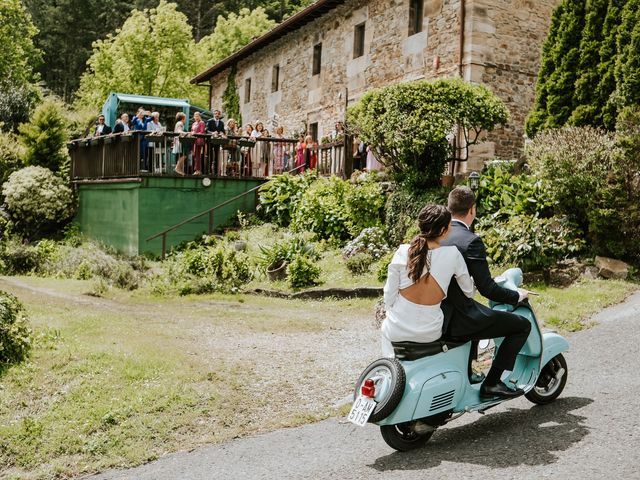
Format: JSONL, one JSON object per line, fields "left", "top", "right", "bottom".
{"left": 207, "top": 0, "right": 559, "bottom": 164}
{"left": 463, "top": 0, "right": 560, "bottom": 166}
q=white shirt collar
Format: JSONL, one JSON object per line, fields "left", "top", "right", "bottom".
{"left": 452, "top": 218, "right": 471, "bottom": 230}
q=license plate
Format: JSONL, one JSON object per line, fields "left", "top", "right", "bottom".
{"left": 347, "top": 396, "right": 377, "bottom": 426}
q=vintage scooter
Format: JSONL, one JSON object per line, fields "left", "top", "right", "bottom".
{"left": 348, "top": 268, "right": 569, "bottom": 451}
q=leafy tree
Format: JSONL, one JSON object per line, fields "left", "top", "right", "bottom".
{"left": 526, "top": 0, "right": 586, "bottom": 137}
{"left": 18, "top": 99, "right": 69, "bottom": 174}
{"left": 0, "top": 0, "right": 41, "bottom": 87}
{"left": 196, "top": 7, "right": 276, "bottom": 70}
{"left": 75, "top": 1, "right": 202, "bottom": 110}
{"left": 347, "top": 79, "right": 508, "bottom": 193}
{"left": 0, "top": 81, "right": 39, "bottom": 133}
{"left": 0, "top": 0, "right": 41, "bottom": 132}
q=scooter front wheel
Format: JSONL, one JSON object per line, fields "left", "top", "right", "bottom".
{"left": 525, "top": 353, "right": 568, "bottom": 405}
{"left": 380, "top": 423, "right": 434, "bottom": 452}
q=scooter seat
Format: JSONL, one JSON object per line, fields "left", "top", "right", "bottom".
{"left": 392, "top": 339, "right": 467, "bottom": 361}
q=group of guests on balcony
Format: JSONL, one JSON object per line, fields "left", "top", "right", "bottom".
{"left": 91, "top": 108, "right": 368, "bottom": 177}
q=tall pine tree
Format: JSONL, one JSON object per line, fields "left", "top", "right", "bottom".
{"left": 569, "top": 0, "right": 609, "bottom": 127}
{"left": 596, "top": 0, "right": 627, "bottom": 129}
{"left": 615, "top": 0, "right": 640, "bottom": 112}
{"left": 526, "top": 1, "right": 586, "bottom": 137}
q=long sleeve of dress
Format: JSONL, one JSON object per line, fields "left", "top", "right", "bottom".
{"left": 454, "top": 250, "right": 476, "bottom": 299}
{"left": 383, "top": 261, "right": 401, "bottom": 309}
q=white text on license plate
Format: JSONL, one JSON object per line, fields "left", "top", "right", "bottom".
{"left": 348, "top": 396, "right": 376, "bottom": 426}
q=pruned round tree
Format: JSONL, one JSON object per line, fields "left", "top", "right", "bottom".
{"left": 347, "top": 78, "right": 508, "bottom": 192}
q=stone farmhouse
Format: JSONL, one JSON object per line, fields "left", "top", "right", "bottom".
{"left": 192, "top": 0, "right": 559, "bottom": 168}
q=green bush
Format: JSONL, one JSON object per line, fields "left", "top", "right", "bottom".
{"left": 292, "top": 176, "right": 384, "bottom": 244}
{"left": 526, "top": 125, "right": 640, "bottom": 262}
{"left": 18, "top": 98, "right": 69, "bottom": 174}
{"left": 0, "top": 290, "right": 32, "bottom": 367}
{"left": 257, "top": 171, "right": 317, "bottom": 227}
{"left": 345, "top": 253, "right": 374, "bottom": 275}
{"left": 287, "top": 255, "right": 321, "bottom": 290}
{"left": 476, "top": 163, "right": 555, "bottom": 219}
{"left": 376, "top": 250, "right": 395, "bottom": 283}
{"left": 171, "top": 242, "right": 254, "bottom": 294}
{"left": 0, "top": 132, "right": 25, "bottom": 185}
{"left": 477, "top": 214, "right": 585, "bottom": 272}
{"left": 0, "top": 238, "right": 43, "bottom": 275}
{"left": 384, "top": 186, "right": 450, "bottom": 246}
{"left": 2, "top": 166, "right": 75, "bottom": 240}
{"left": 258, "top": 235, "right": 318, "bottom": 270}
{"left": 348, "top": 78, "right": 508, "bottom": 193}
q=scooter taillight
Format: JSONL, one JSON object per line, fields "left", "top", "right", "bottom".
{"left": 361, "top": 379, "right": 375, "bottom": 398}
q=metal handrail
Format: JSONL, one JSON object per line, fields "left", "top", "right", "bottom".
{"left": 146, "top": 164, "right": 306, "bottom": 258}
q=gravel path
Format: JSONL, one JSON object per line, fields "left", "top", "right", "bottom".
{"left": 87, "top": 290, "right": 640, "bottom": 480}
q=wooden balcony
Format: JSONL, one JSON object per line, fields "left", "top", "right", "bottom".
{"left": 68, "top": 132, "right": 353, "bottom": 181}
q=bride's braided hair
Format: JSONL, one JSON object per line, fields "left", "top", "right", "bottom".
{"left": 407, "top": 204, "right": 451, "bottom": 283}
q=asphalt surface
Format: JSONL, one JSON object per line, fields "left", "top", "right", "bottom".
{"left": 89, "top": 291, "right": 640, "bottom": 480}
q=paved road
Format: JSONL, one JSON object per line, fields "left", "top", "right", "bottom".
{"left": 89, "top": 291, "right": 640, "bottom": 480}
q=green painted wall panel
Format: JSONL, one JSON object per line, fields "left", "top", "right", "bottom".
{"left": 76, "top": 177, "right": 263, "bottom": 256}
{"left": 76, "top": 182, "right": 140, "bottom": 256}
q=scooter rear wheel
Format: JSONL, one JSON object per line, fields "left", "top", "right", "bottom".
{"left": 354, "top": 358, "right": 405, "bottom": 423}
{"left": 380, "top": 423, "right": 434, "bottom": 452}
{"left": 525, "top": 353, "right": 568, "bottom": 405}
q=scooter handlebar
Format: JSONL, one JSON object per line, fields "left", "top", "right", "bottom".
{"left": 494, "top": 267, "right": 523, "bottom": 291}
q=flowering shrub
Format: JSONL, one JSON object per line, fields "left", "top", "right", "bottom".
{"left": 2, "top": 166, "right": 75, "bottom": 239}
{"left": 0, "top": 291, "right": 32, "bottom": 366}
{"left": 342, "top": 227, "right": 390, "bottom": 260}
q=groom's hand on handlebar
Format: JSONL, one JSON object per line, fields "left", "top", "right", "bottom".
{"left": 517, "top": 288, "right": 530, "bottom": 302}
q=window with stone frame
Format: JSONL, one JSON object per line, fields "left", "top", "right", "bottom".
{"left": 408, "top": 0, "right": 424, "bottom": 36}
{"left": 309, "top": 122, "right": 318, "bottom": 142}
{"left": 244, "top": 78, "right": 251, "bottom": 104}
{"left": 312, "top": 43, "right": 322, "bottom": 75}
{"left": 353, "top": 22, "right": 366, "bottom": 58}
{"left": 272, "top": 65, "right": 280, "bottom": 93}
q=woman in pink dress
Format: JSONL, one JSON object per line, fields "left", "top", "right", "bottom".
{"left": 191, "top": 111, "right": 205, "bottom": 175}
{"left": 295, "top": 135, "right": 306, "bottom": 172}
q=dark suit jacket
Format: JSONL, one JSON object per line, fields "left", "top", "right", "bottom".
{"left": 206, "top": 118, "right": 225, "bottom": 134}
{"left": 441, "top": 220, "right": 519, "bottom": 337}
{"left": 94, "top": 125, "right": 112, "bottom": 136}
{"left": 113, "top": 122, "right": 127, "bottom": 134}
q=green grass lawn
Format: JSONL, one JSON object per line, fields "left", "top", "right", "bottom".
{"left": 0, "top": 274, "right": 636, "bottom": 479}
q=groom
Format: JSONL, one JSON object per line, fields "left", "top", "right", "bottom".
{"left": 441, "top": 186, "right": 531, "bottom": 399}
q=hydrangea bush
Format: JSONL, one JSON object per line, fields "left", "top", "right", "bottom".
{"left": 2, "top": 166, "right": 75, "bottom": 239}
{"left": 342, "top": 227, "right": 390, "bottom": 260}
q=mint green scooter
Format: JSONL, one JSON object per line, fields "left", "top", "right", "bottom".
{"left": 348, "top": 268, "right": 569, "bottom": 451}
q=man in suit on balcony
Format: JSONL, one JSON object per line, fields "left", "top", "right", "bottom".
{"left": 206, "top": 110, "right": 225, "bottom": 174}
{"left": 93, "top": 114, "right": 112, "bottom": 136}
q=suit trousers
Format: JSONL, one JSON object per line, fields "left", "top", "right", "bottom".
{"left": 449, "top": 310, "right": 531, "bottom": 372}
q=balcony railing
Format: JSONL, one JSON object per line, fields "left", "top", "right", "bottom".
{"left": 68, "top": 132, "right": 353, "bottom": 180}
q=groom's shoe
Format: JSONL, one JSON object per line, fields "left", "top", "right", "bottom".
{"left": 480, "top": 380, "right": 524, "bottom": 399}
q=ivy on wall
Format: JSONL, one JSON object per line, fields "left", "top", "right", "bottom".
{"left": 222, "top": 67, "right": 241, "bottom": 126}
